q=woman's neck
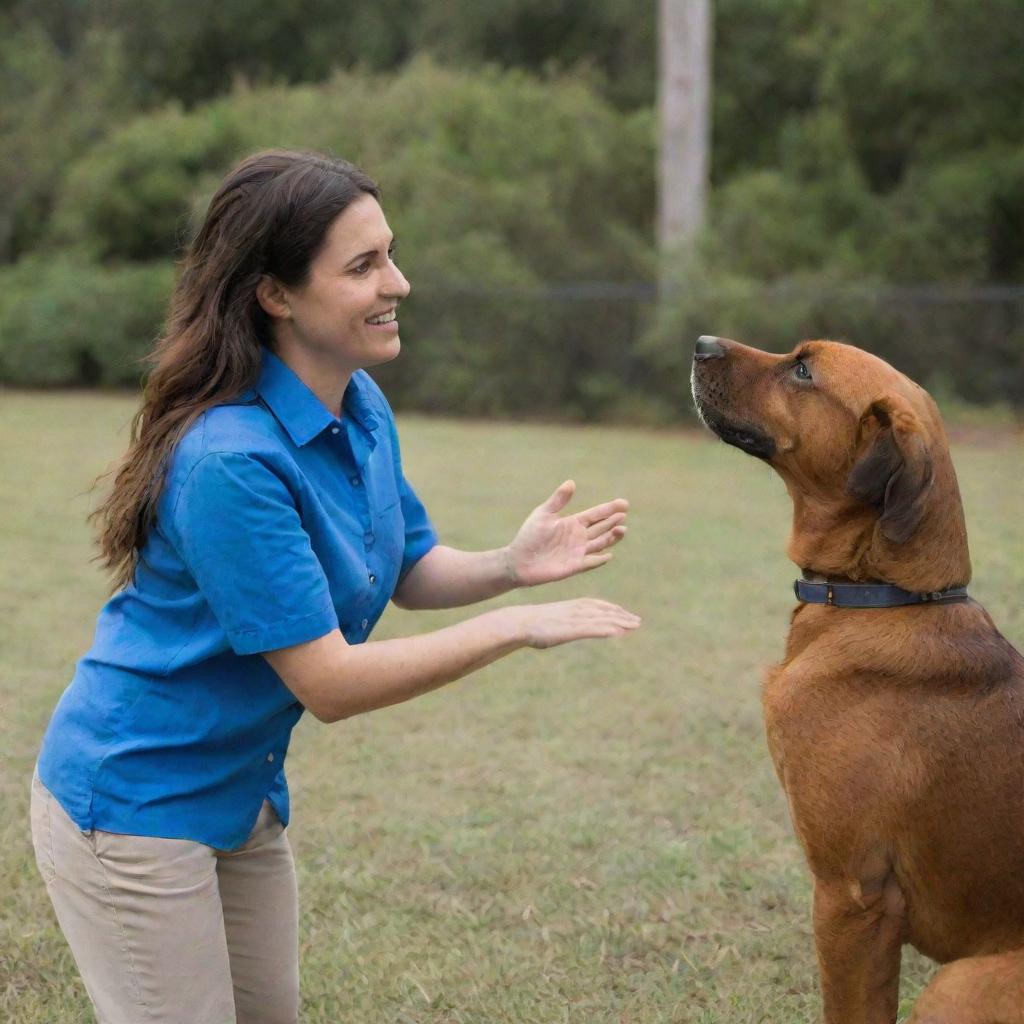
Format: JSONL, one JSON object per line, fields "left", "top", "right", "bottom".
{"left": 270, "top": 338, "right": 353, "bottom": 419}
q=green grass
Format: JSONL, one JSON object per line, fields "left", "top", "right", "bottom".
{"left": 1, "top": 391, "right": 1021, "bottom": 1023}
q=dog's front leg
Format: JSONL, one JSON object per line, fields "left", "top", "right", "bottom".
{"left": 812, "top": 875, "right": 905, "bottom": 1024}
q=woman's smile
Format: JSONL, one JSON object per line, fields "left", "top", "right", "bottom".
{"left": 365, "top": 307, "right": 399, "bottom": 330}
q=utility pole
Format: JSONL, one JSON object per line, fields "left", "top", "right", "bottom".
{"left": 658, "top": 0, "right": 712, "bottom": 272}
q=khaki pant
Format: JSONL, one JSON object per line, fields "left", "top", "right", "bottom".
{"left": 30, "top": 773, "right": 299, "bottom": 1024}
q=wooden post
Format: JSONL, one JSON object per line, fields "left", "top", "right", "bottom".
{"left": 658, "top": 0, "right": 712, "bottom": 275}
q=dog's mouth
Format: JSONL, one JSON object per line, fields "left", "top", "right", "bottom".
{"left": 696, "top": 402, "right": 777, "bottom": 461}
{"left": 691, "top": 349, "right": 777, "bottom": 461}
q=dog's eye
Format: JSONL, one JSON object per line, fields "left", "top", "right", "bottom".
{"left": 794, "top": 359, "right": 812, "bottom": 381}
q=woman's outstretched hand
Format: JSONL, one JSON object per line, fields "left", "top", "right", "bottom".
{"left": 505, "top": 481, "right": 628, "bottom": 587}
{"left": 507, "top": 599, "right": 641, "bottom": 649}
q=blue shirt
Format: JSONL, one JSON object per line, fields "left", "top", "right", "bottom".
{"left": 37, "top": 350, "right": 436, "bottom": 849}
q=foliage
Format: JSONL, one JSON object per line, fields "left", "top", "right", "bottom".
{"left": 16, "top": 60, "right": 662, "bottom": 415}
{"left": 1, "top": 0, "right": 1022, "bottom": 413}
{"left": 45, "top": 58, "right": 655, "bottom": 276}
{"left": 705, "top": 139, "right": 1024, "bottom": 283}
{"left": 710, "top": 0, "right": 823, "bottom": 181}
{"left": 412, "top": 0, "right": 656, "bottom": 111}
{"left": 0, "top": 22, "right": 135, "bottom": 261}
{"left": 2, "top": 0, "right": 655, "bottom": 111}
{"left": 47, "top": 106, "right": 244, "bottom": 261}
{"left": 822, "top": 0, "right": 1024, "bottom": 193}
{"left": 0, "top": 258, "right": 174, "bottom": 386}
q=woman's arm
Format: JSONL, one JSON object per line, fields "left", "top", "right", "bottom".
{"left": 391, "top": 545, "right": 516, "bottom": 609}
{"left": 393, "top": 481, "right": 628, "bottom": 610}
{"left": 263, "top": 598, "right": 640, "bottom": 723}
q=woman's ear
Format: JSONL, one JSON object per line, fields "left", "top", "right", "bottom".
{"left": 846, "top": 395, "right": 934, "bottom": 545}
{"left": 256, "top": 274, "right": 291, "bottom": 320}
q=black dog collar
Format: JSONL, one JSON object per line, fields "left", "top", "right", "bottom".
{"left": 794, "top": 576, "right": 969, "bottom": 608}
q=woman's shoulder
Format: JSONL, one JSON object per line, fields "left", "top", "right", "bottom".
{"left": 169, "top": 397, "right": 290, "bottom": 482}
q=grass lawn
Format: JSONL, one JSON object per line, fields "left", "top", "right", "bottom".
{"left": 1, "top": 391, "right": 1021, "bottom": 1023}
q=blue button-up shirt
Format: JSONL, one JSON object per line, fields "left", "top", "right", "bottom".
{"left": 37, "top": 350, "right": 436, "bottom": 849}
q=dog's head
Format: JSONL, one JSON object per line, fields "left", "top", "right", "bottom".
{"left": 690, "top": 336, "right": 971, "bottom": 590}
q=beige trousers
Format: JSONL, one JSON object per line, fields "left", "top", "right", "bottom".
{"left": 30, "top": 773, "right": 299, "bottom": 1024}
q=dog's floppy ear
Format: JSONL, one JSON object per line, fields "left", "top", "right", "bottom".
{"left": 846, "top": 395, "right": 934, "bottom": 544}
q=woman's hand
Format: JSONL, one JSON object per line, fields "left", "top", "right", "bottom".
{"left": 506, "top": 481, "right": 628, "bottom": 587}
{"left": 506, "top": 599, "right": 641, "bottom": 649}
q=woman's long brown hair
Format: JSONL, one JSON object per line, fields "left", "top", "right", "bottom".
{"left": 91, "top": 149, "right": 380, "bottom": 591}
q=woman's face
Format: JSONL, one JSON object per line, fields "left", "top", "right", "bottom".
{"left": 273, "top": 193, "right": 411, "bottom": 374}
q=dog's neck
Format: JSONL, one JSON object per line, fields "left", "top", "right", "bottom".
{"left": 785, "top": 483, "right": 972, "bottom": 592}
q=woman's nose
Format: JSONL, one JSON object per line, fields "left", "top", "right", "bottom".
{"left": 385, "top": 262, "right": 411, "bottom": 299}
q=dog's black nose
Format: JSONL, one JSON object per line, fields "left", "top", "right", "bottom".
{"left": 695, "top": 335, "right": 726, "bottom": 360}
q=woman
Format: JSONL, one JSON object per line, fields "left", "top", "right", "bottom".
{"left": 31, "top": 149, "right": 640, "bottom": 1024}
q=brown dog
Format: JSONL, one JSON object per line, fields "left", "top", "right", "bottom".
{"left": 691, "top": 336, "right": 1024, "bottom": 1024}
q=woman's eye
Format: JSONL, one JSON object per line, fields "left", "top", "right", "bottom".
{"left": 352, "top": 261, "right": 370, "bottom": 275}
{"left": 794, "top": 359, "right": 811, "bottom": 381}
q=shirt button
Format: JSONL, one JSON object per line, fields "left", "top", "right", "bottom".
{"left": 368, "top": 573, "right": 376, "bottom": 584}
{"left": 266, "top": 752, "right": 275, "bottom": 763}
{"left": 361, "top": 618, "right": 369, "bottom": 630}
{"left": 363, "top": 531, "right": 374, "bottom": 547}
{"left": 350, "top": 476, "right": 361, "bottom": 487}
{"left": 331, "top": 426, "right": 340, "bottom": 435}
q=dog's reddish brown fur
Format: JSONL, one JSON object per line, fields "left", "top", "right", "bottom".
{"left": 691, "top": 337, "right": 1024, "bottom": 1024}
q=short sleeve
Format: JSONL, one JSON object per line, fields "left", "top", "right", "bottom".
{"left": 166, "top": 451, "right": 339, "bottom": 655}
{"left": 398, "top": 476, "right": 437, "bottom": 580}
{"left": 385, "top": 415, "right": 437, "bottom": 581}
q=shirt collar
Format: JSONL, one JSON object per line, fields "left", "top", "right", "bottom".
{"left": 342, "top": 372, "right": 380, "bottom": 437}
{"left": 256, "top": 349, "right": 378, "bottom": 447}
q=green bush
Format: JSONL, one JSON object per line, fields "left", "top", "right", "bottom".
{"left": 0, "top": 259, "right": 174, "bottom": 386}
{"left": 0, "top": 24, "right": 136, "bottom": 261}
{"left": 850, "top": 148, "right": 1024, "bottom": 283}
{"left": 822, "top": 0, "right": 1024, "bottom": 192}
{"left": 48, "top": 107, "right": 243, "bottom": 262}
{"left": 705, "top": 119, "right": 1024, "bottom": 288}
{"left": 47, "top": 58, "right": 655, "bottom": 279}
{"left": 8, "top": 53, "right": 1021, "bottom": 415}
{"left": 33, "top": 58, "right": 658, "bottom": 415}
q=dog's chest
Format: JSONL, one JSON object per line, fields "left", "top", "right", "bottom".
{"left": 761, "top": 658, "right": 910, "bottom": 855}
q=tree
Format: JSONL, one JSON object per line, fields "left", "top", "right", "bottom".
{"left": 657, "top": 0, "right": 712, "bottom": 263}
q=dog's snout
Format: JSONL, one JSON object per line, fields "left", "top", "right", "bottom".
{"left": 695, "top": 335, "right": 727, "bottom": 360}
